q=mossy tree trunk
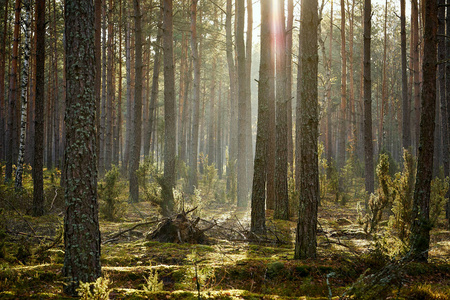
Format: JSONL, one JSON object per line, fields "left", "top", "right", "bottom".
{"left": 63, "top": 0, "right": 101, "bottom": 294}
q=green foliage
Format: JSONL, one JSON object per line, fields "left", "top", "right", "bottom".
{"left": 287, "top": 165, "right": 298, "bottom": 217}
{"left": 76, "top": 275, "right": 111, "bottom": 300}
{"left": 136, "top": 158, "right": 163, "bottom": 206}
{"left": 389, "top": 149, "right": 415, "bottom": 242}
{"left": 143, "top": 269, "right": 164, "bottom": 293}
{"left": 318, "top": 142, "right": 328, "bottom": 200}
{"left": 327, "top": 160, "right": 340, "bottom": 202}
{"left": 225, "top": 149, "right": 237, "bottom": 204}
{"left": 98, "top": 165, "right": 124, "bottom": 221}
{"left": 364, "top": 153, "right": 395, "bottom": 233}
{"left": 403, "top": 284, "right": 450, "bottom": 300}
{"left": 199, "top": 161, "right": 218, "bottom": 199}
{"left": 430, "top": 176, "right": 449, "bottom": 227}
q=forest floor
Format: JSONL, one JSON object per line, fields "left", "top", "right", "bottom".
{"left": 0, "top": 179, "right": 450, "bottom": 299}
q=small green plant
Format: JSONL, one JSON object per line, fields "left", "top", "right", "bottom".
{"left": 389, "top": 149, "right": 415, "bottom": 242}
{"left": 318, "top": 143, "right": 329, "bottom": 200}
{"left": 430, "top": 176, "right": 449, "bottom": 227}
{"left": 98, "top": 165, "right": 124, "bottom": 221}
{"left": 225, "top": 148, "right": 237, "bottom": 203}
{"left": 76, "top": 275, "right": 111, "bottom": 300}
{"left": 200, "top": 162, "right": 218, "bottom": 199}
{"left": 143, "top": 269, "right": 164, "bottom": 293}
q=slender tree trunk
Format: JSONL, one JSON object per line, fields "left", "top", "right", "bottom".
{"left": 363, "top": 0, "right": 374, "bottom": 199}
{"left": 129, "top": 0, "right": 143, "bottom": 203}
{"left": 410, "top": 0, "right": 437, "bottom": 261}
{"left": 15, "top": 0, "right": 31, "bottom": 190}
{"left": 5, "top": 0, "right": 21, "bottom": 183}
{"left": 412, "top": 0, "right": 420, "bottom": 152}
{"left": 286, "top": 0, "right": 294, "bottom": 168}
{"left": 251, "top": 0, "right": 271, "bottom": 235}
{"left": 115, "top": 0, "right": 122, "bottom": 165}
{"left": 33, "top": 0, "right": 45, "bottom": 216}
{"left": 162, "top": 0, "right": 176, "bottom": 216}
{"left": 295, "top": 0, "right": 319, "bottom": 259}
{"left": 348, "top": 0, "right": 356, "bottom": 147}
{"left": 148, "top": 20, "right": 162, "bottom": 159}
{"left": 327, "top": 0, "right": 333, "bottom": 169}
{"left": 188, "top": 0, "right": 200, "bottom": 194}
{"left": 274, "top": 0, "right": 289, "bottom": 219}
{"left": 52, "top": 0, "right": 60, "bottom": 168}
{"left": 63, "top": 0, "right": 101, "bottom": 294}
{"left": 94, "top": 0, "right": 101, "bottom": 172}
{"left": 0, "top": 0, "right": 8, "bottom": 163}
{"left": 245, "top": 0, "right": 253, "bottom": 187}
{"left": 122, "top": 9, "right": 132, "bottom": 174}
{"left": 379, "top": 0, "right": 388, "bottom": 153}
{"left": 401, "top": 0, "right": 410, "bottom": 149}
{"left": 338, "top": 0, "right": 346, "bottom": 169}
{"left": 236, "top": 0, "right": 248, "bottom": 207}
{"left": 178, "top": 28, "right": 188, "bottom": 162}
{"left": 225, "top": 0, "right": 237, "bottom": 200}
{"left": 446, "top": 0, "right": 450, "bottom": 224}
{"left": 99, "top": 2, "right": 107, "bottom": 174}
{"left": 266, "top": 39, "right": 276, "bottom": 210}
{"left": 208, "top": 57, "right": 216, "bottom": 165}
{"left": 105, "top": 0, "right": 114, "bottom": 170}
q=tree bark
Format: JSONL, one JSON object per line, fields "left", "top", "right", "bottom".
{"left": 245, "top": 0, "right": 253, "bottom": 188}
{"left": 33, "top": 0, "right": 45, "bottom": 217}
{"left": 295, "top": 0, "right": 319, "bottom": 259}
{"left": 236, "top": 0, "right": 248, "bottom": 207}
{"left": 5, "top": 0, "right": 21, "bottom": 183}
{"left": 286, "top": 0, "right": 294, "bottom": 168}
{"left": 0, "top": 0, "right": 8, "bottom": 163}
{"left": 162, "top": 0, "right": 176, "bottom": 216}
{"left": 274, "top": 0, "right": 289, "bottom": 219}
{"left": 129, "top": 0, "right": 143, "bottom": 203}
{"left": 188, "top": 0, "right": 200, "bottom": 194}
{"left": 338, "top": 0, "right": 346, "bottom": 170}
{"left": 363, "top": 0, "right": 374, "bottom": 200}
{"left": 63, "top": 0, "right": 101, "bottom": 294}
{"left": 410, "top": 0, "right": 437, "bottom": 261}
{"left": 15, "top": 0, "right": 30, "bottom": 190}
{"left": 251, "top": 0, "right": 271, "bottom": 235}
{"left": 446, "top": 0, "right": 450, "bottom": 224}
{"left": 401, "top": 0, "right": 410, "bottom": 149}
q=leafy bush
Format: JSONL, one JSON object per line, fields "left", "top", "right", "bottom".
{"left": 430, "top": 176, "right": 449, "bottom": 227}
{"left": 98, "top": 165, "right": 124, "bottom": 221}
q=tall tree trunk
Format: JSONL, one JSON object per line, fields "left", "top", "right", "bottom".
{"left": 116, "top": 0, "right": 122, "bottom": 164}
{"left": 208, "top": 57, "right": 216, "bottom": 165}
{"left": 286, "top": 0, "right": 294, "bottom": 168}
{"left": 274, "top": 0, "right": 289, "bottom": 219}
{"left": 412, "top": 0, "right": 420, "bottom": 152}
{"left": 129, "top": 0, "right": 143, "bottom": 203}
{"left": 348, "top": 0, "right": 356, "bottom": 148}
{"left": 178, "top": 27, "right": 188, "bottom": 162}
{"left": 52, "top": 0, "right": 60, "bottom": 168}
{"left": 5, "top": 0, "right": 21, "bottom": 183}
{"left": 94, "top": 0, "right": 101, "bottom": 172}
{"left": 99, "top": 2, "right": 107, "bottom": 174}
{"left": 0, "top": 0, "right": 8, "bottom": 163}
{"left": 105, "top": 0, "right": 114, "bottom": 170}
{"left": 446, "top": 0, "right": 450, "bottom": 224}
{"left": 410, "top": 0, "right": 437, "bottom": 261}
{"left": 33, "top": 0, "right": 45, "bottom": 216}
{"left": 236, "top": 0, "right": 248, "bottom": 207}
{"left": 15, "top": 0, "right": 31, "bottom": 190}
{"left": 266, "top": 41, "right": 276, "bottom": 210}
{"left": 188, "top": 0, "right": 200, "bottom": 194}
{"left": 363, "top": 0, "right": 374, "bottom": 199}
{"left": 338, "top": 0, "right": 346, "bottom": 169}
{"left": 379, "top": 0, "right": 388, "bottom": 153}
{"left": 295, "top": 0, "right": 319, "bottom": 259}
{"left": 63, "top": 0, "right": 101, "bottom": 294}
{"left": 225, "top": 0, "right": 237, "bottom": 201}
{"left": 401, "top": 0, "right": 410, "bottom": 149}
{"left": 148, "top": 20, "right": 162, "bottom": 160}
{"left": 122, "top": 9, "right": 132, "bottom": 174}
{"left": 245, "top": 0, "right": 253, "bottom": 188}
{"left": 437, "top": 0, "right": 446, "bottom": 177}
{"left": 162, "top": 0, "right": 176, "bottom": 216}
{"left": 251, "top": 0, "right": 271, "bottom": 235}
{"left": 326, "top": 0, "right": 333, "bottom": 170}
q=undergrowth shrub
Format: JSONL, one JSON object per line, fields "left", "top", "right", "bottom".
{"left": 137, "top": 158, "right": 162, "bottom": 205}
{"left": 430, "top": 175, "right": 449, "bottom": 227}
{"left": 143, "top": 269, "right": 164, "bottom": 293}
{"left": 389, "top": 149, "right": 415, "bottom": 242}
{"left": 77, "top": 275, "right": 111, "bottom": 300}
{"left": 98, "top": 165, "right": 124, "bottom": 221}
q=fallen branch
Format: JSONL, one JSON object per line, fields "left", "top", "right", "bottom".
{"left": 103, "top": 220, "right": 159, "bottom": 244}
{"left": 5, "top": 229, "right": 54, "bottom": 242}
